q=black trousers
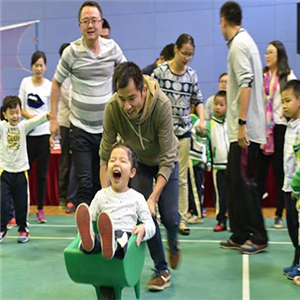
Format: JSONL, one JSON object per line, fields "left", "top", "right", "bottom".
{"left": 226, "top": 142, "right": 268, "bottom": 245}
{"left": 0, "top": 171, "right": 28, "bottom": 232}
{"left": 27, "top": 135, "right": 50, "bottom": 210}
{"left": 59, "top": 126, "right": 77, "bottom": 202}
{"left": 284, "top": 192, "right": 300, "bottom": 265}
{"left": 256, "top": 124, "right": 286, "bottom": 217}
{"left": 70, "top": 124, "right": 101, "bottom": 206}
{"left": 213, "top": 169, "right": 227, "bottom": 224}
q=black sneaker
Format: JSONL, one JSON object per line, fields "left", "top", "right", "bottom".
{"left": 274, "top": 217, "right": 283, "bottom": 229}
{"left": 220, "top": 239, "right": 241, "bottom": 250}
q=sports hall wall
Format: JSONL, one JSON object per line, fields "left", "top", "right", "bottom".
{"left": 1, "top": 0, "right": 300, "bottom": 102}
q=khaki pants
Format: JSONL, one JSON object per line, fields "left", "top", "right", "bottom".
{"left": 178, "top": 137, "right": 191, "bottom": 225}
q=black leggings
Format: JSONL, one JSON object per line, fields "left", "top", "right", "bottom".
{"left": 27, "top": 135, "right": 50, "bottom": 210}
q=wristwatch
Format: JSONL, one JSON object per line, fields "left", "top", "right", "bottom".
{"left": 238, "top": 119, "right": 246, "bottom": 125}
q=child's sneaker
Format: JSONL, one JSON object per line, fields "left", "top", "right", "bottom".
{"left": 17, "top": 231, "right": 29, "bottom": 243}
{"left": 97, "top": 212, "right": 115, "bottom": 259}
{"left": 0, "top": 231, "right": 7, "bottom": 243}
{"left": 286, "top": 267, "right": 300, "bottom": 280}
{"left": 66, "top": 202, "right": 76, "bottom": 214}
{"left": 75, "top": 203, "right": 94, "bottom": 252}
{"left": 37, "top": 209, "right": 47, "bottom": 223}
{"left": 293, "top": 276, "right": 300, "bottom": 286}
{"left": 283, "top": 264, "right": 299, "bottom": 275}
{"left": 213, "top": 223, "right": 227, "bottom": 232}
{"left": 7, "top": 217, "right": 17, "bottom": 229}
{"left": 274, "top": 217, "right": 283, "bottom": 229}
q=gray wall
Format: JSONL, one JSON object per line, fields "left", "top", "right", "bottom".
{"left": 1, "top": 0, "right": 300, "bottom": 102}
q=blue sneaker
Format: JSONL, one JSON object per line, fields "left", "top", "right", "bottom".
{"left": 240, "top": 240, "right": 268, "bottom": 254}
{"left": 286, "top": 267, "right": 300, "bottom": 280}
{"left": 0, "top": 231, "right": 7, "bottom": 243}
{"left": 17, "top": 231, "right": 29, "bottom": 243}
{"left": 283, "top": 264, "right": 299, "bottom": 275}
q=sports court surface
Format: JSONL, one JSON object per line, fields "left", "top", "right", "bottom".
{"left": 1, "top": 210, "right": 299, "bottom": 300}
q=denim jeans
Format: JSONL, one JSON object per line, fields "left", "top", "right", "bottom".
{"left": 131, "top": 162, "right": 180, "bottom": 271}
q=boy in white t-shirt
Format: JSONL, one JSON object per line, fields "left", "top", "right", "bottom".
{"left": 0, "top": 96, "right": 49, "bottom": 243}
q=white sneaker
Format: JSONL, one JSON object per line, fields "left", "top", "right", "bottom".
{"left": 187, "top": 215, "right": 204, "bottom": 224}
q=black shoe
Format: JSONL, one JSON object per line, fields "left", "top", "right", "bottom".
{"left": 178, "top": 227, "right": 190, "bottom": 236}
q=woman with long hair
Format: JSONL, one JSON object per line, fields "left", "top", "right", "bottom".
{"left": 257, "top": 40, "right": 296, "bottom": 228}
{"left": 18, "top": 51, "right": 52, "bottom": 223}
{"left": 152, "top": 33, "right": 205, "bottom": 236}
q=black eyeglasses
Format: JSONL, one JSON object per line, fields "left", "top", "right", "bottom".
{"left": 80, "top": 19, "right": 102, "bottom": 27}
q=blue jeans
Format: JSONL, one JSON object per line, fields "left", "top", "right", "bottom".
{"left": 131, "top": 162, "right": 180, "bottom": 271}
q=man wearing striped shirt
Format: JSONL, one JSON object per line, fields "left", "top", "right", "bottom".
{"left": 50, "top": 1, "right": 126, "bottom": 207}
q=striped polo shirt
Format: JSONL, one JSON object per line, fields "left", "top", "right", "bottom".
{"left": 54, "top": 36, "right": 126, "bottom": 134}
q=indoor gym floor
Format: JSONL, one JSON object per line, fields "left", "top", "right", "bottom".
{"left": 1, "top": 207, "right": 299, "bottom": 300}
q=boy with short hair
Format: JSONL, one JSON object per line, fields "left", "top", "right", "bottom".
{"left": 206, "top": 91, "right": 229, "bottom": 232}
{"left": 281, "top": 80, "right": 300, "bottom": 280}
{"left": 0, "top": 96, "right": 49, "bottom": 243}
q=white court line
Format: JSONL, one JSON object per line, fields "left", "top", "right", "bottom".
{"left": 179, "top": 227, "right": 288, "bottom": 231}
{"left": 4, "top": 236, "right": 293, "bottom": 245}
{"left": 243, "top": 254, "right": 250, "bottom": 300}
{"left": 28, "top": 224, "right": 76, "bottom": 228}
{"left": 25, "top": 224, "right": 287, "bottom": 231}
{"left": 5, "top": 236, "right": 75, "bottom": 240}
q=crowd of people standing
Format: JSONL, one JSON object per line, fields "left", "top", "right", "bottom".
{"left": 1, "top": 0, "right": 300, "bottom": 291}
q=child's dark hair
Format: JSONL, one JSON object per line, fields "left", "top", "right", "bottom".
{"left": 214, "top": 90, "right": 227, "bottom": 102}
{"left": 281, "top": 80, "right": 300, "bottom": 98}
{"left": 109, "top": 143, "right": 138, "bottom": 170}
{"left": 1, "top": 96, "right": 22, "bottom": 119}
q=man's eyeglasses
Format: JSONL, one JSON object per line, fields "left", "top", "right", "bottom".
{"left": 80, "top": 19, "right": 102, "bottom": 27}
{"left": 178, "top": 49, "right": 193, "bottom": 58}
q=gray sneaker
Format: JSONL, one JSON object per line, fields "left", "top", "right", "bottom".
{"left": 274, "top": 217, "right": 283, "bottom": 229}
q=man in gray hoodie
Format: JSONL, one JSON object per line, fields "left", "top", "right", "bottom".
{"left": 100, "top": 62, "right": 180, "bottom": 292}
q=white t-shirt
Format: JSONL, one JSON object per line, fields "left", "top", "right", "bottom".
{"left": 0, "top": 114, "right": 48, "bottom": 172}
{"left": 90, "top": 186, "right": 155, "bottom": 241}
{"left": 18, "top": 76, "right": 52, "bottom": 136}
